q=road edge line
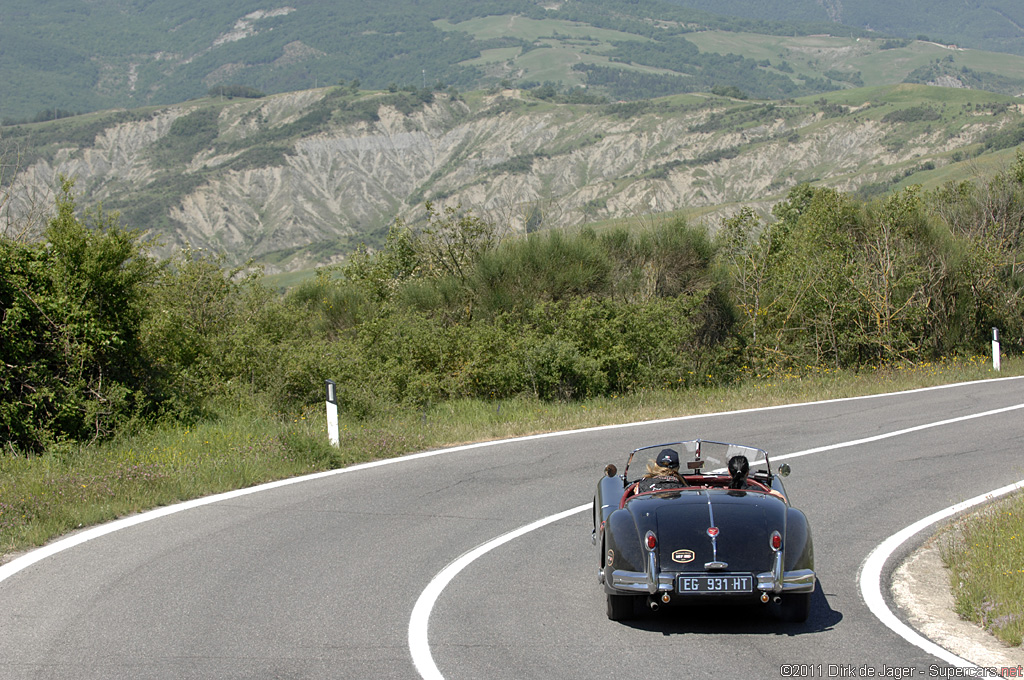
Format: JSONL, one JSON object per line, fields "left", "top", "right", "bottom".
{"left": 859, "top": 479, "right": 1024, "bottom": 670}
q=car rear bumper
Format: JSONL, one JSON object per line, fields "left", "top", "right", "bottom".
{"left": 605, "top": 567, "right": 815, "bottom": 595}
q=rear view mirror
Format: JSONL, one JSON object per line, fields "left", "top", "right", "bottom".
{"left": 777, "top": 463, "right": 791, "bottom": 477}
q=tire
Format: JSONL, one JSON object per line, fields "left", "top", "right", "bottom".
{"left": 777, "top": 592, "right": 811, "bottom": 623}
{"left": 606, "top": 593, "right": 637, "bottom": 621}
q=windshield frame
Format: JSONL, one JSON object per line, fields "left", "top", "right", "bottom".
{"left": 622, "top": 439, "right": 772, "bottom": 482}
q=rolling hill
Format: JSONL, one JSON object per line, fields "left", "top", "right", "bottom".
{"left": 2, "top": 0, "right": 1024, "bottom": 122}
{"left": 662, "top": 0, "right": 1024, "bottom": 56}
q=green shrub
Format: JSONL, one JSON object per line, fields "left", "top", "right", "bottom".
{"left": 1, "top": 180, "right": 160, "bottom": 452}
{"left": 522, "top": 335, "right": 608, "bottom": 401}
{"left": 471, "top": 230, "right": 613, "bottom": 316}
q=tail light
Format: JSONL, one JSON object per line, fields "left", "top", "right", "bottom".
{"left": 770, "top": 530, "right": 782, "bottom": 551}
{"left": 645, "top": 531, "right": 657, "bottom": 551}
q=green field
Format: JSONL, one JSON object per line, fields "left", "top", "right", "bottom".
{"left": 437, "top": 18, "right": 1024, "bottom": 97}
{"left": 440, "top": 14, "right": 666, "bottom": 87}
{"left": 672, "top": 31, "right": 1024, "bottom": 92}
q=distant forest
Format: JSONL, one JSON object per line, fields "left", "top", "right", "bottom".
{"left": 0, "top": 0, "right": 988, "bottom": 120}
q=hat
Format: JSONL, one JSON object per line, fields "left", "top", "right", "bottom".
{"left": 656, "top": 448, "right": 679, "bottom": 469}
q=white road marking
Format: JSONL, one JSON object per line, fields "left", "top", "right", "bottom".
{"left": 771, "top": 402, "right": 1024, "bottom": 463}
{"left": 859, "top": 479, "right": 1024, "bottom": 671}
{"left": 408, "top": 503, "right": 591, "bottom": 680}
{"left": 408, "top": 398, "right": 1024, "bottom": 679}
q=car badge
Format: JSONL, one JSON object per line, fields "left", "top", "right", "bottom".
{"left": 672, "top": 549, "right": 695, "bottom": 564}
{"left": 707, "top": 527, "right": 720, "bottom": 538}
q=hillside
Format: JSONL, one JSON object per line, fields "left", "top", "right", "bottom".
{"left": 4, "top": 83, "right": 1023, "bottom": 272}
{"left": 663, "top": 0, "right": 1024, "bottom": 56}
{"left": 3, "top": 0, "right": 1024, "bottom": 122}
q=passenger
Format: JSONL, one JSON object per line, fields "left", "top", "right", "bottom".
{"left": 728, "top": 455, "right": 750, "bottom": 489}
{"left": 634, "top": 448, "right": 688, "bottom": 494}
{"left": 728, "top": 454, "right": 788, "bottom": 501}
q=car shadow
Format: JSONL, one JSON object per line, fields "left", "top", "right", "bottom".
{"left": 620, "top": 580, "right": 841, "bottom": 635}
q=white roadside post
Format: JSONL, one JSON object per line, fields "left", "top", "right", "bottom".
{"left": 325, "top": 380, "right": 339, "bottom": 447}
{"left": 992, "top": 328, "right": 1001, "bottom": 372}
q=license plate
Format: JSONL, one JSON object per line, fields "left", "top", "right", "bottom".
{"left": 677, "top": 574, "right": 752, "bottom": 593}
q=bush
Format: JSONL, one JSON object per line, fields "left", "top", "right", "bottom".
{"left": 151, "top": 108, "right": 220, "bottom": 166}
{"left": 1, "top": 180, "right": 159, "bottom": 452}
{"left": 471, "top": 230, "right": 613, "bottom": 317}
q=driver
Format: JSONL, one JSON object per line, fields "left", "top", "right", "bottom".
{"left": 633, "top": 448, "right": 688, "bottom": 494}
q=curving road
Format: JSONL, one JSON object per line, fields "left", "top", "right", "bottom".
{"left": 2, "top": 377, "right": 1024, "bottom": 679}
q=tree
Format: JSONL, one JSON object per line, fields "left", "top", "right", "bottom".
{"left": 341, "top": 220, "right": 422, "bottom": 305}
{"left": 0, "top": 140, "right": 48, "bottom": 242}
{"left": 854, "top": 186, "right": 932, "bottom": 362}
{"left": 716, "top": 207, "right": 772, "bottom": 344}
{"left": 726, "top": 184, "right": 863, "bottom": 369}
{"left": 1, "top": 178, "right": 159, "bottom": 452}
{"left": 928, "top": 153, "right": 1024, "bottom": 351}
{"left": 416, "top": 201, "right": 506, "bottom": 287}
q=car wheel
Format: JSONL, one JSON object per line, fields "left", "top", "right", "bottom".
{"left": 777, "top": 592, "right": 811, "bottom": 623}
{"left": 606, "top": 593, "right": 637, "bottom": 621}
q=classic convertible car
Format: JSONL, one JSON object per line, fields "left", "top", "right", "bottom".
{"left": 593, "top": 439, "right": 815, "bottom": 622}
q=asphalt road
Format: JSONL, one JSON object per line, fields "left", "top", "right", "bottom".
{"left": 2, "top": 377, "right": 1023, "bottom": 680}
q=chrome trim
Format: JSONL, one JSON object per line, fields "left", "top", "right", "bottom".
{"left": 772, "top": 549, "right": 784, "bottom": 589}
{"left": 704, "top": 561, "right": 729, "bottom": 570}
{"left": 610, "top": 568, "right": 814, "bottom": 595}
{"left": 642, "top": 529, "right": 660, "bottom": 594}
{"left": 780, "top": 569, "right": 816, "bottom": 592}
{"left": 756, "top": 566, "right": 816, "bottom": 594}
{"left": 646, "top": 550, "right": 659, "bottom": 594}
{"left": 705, "top": 492, "right": 720, "bottom": 565}
{"left": 609, "top": 569, "right": 674, "bottom": 593}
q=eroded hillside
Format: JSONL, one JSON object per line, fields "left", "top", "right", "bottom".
{"left": 4, "top": 85, "right": 1022, "bottom": 271}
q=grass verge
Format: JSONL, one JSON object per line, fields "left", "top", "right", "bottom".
{"left": 2, "top": 355, "right": 1021, "bottom": 571}
{"left": 940, "top": 493, "right": 1024, "bottom": 647}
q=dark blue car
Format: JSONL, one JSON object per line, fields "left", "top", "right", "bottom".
{"left": 593, "top": 440, "right": 815, "bottom": 622}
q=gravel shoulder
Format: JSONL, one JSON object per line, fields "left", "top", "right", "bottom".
{"left": 893, "top": 536, "right": 1024, "bottom": 668}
